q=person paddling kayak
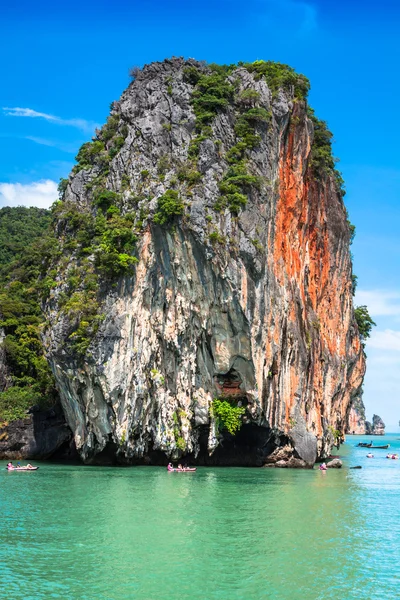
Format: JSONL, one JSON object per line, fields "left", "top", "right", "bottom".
{"left": 6, "top": 463, "right": 39, "bottom": 471}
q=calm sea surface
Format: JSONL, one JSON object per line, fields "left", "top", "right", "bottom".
{"left": 1, "top": 434, "right": 400, "bottom": 599}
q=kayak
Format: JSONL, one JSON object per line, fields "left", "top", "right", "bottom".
{"left": 167, "top": 468, "right": 196, "bottom": 472}
{"left": 6, "top": 467, "right": 39, "bottom": 471}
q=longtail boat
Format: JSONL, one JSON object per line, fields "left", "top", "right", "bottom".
{"left": 370, "top": 444, "right": 390, "bottom": 449}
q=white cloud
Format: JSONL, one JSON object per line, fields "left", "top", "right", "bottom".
{"left": 0, "top": 180, "right": 58, "bottom": 209}
{"left": 25, "top": 136, "right": 78, "bottom": 154}
{"left": 367, "top": 329, "right": 400, "bottom": 352}
{"left": 355, "top": 289, "right": 400, "bottom": 317}
{"left": 3, "top": 107, "right": 100, "bottom": 134}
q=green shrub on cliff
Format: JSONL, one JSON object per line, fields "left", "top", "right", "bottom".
{"left": 354, "top": 305, "right": 376, "bottom": 342}
{"left": 307, "top": 108, "right": 345, "bottom": 194}
{"left": 217, "top": 161, "right": 260, "bottom": 215}
{"left": 188, "top": 134, "right": 208, "bottom": 159}
{"left": 211, "top": 398, "right": 245, "bottom": 435}
{"left": 220, "top": 162, "right": 260, "bottom": 189}
{"left": 192, "top": 72, "right": 234, "bottom": 111}
{"left": 308, "top": 111, "right": 335, "bottom": 175}
{"left": 96, "top": 114, "right": 129, "bottom": 162}
{"left": 238, "top": 89, "right": 260, "bottom": 105}
{"left": 74, "top": 141, "right": 108, "bottom": 173}
{"left": 177, "top": 164, "right": 202, "bottom": 185}
{"left": 0, "top": 387, "right": 44, "bottom": 424}
{"left": 58, "top": 178, "right": 69, "bottom": 199}
{"left": 94, "top": 189, "right": 121, "bottom": 212}
{"left": 233, "top": 118, "right": 261, "bottom": 151}
{"left": 183, "top": 65, "right": 201, "bottom": 85}
{"left": 154, "top": 190, "right": 184, "bottom": 225}
{"left": 108, "top": 136, "right": 125, "bottom": 159}
{"left": 348, "top": 220, "right": 356, "bottom": 244}
{"left": 61, "top": 288, "right": 103, "bottom": 356}
{"left": 53, "top": 199, "right": 137, "bottom": 278}
{"left": 352, "top": 274, "right": 358, "bottom": 295}
{"left": 46, "top": 198, "right": 139, "bottom": 355}
{"left": 189, "top": 70, "right": 235, "bottom": 149}
{"left": 240, "top": 60, "right": 310, "bottom": 99}
{"left": 97, "top": 250, "right": 138, "bottom": 275}
{"left": 192, "top": 80, "right": 268, "bottom": 215}
{"left": 328, "top": 425, "right": 342, "bottom": 442}
{"left": 209, "top": 231, "right": 226, "bottom": 245}
{"left": 240, "top": 107, "right": 271, "bottom": 123}
{"left": 99, "top": 114, "right": 120, "bottom": 142}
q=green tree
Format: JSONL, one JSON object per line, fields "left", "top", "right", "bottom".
{"left": 354, "top": 305, "right": 376, "bottom": 341}
{"left": 0, "top": 207, "right": 51, "bottom": 272}
{"left": 154, "top": 190, "right": 184, "bottom": 225}
{"left": 211, "top": 398, "right": 245, "bottom": 435}
{"left": 0, "top": 208, "right": 59, "bottom": 421}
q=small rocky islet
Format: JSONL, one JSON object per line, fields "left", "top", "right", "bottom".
{"left": 347, "top": 399, "right": 386, "bottom": 436}
{"left": 0, "top": 57, "right": 377, "bottom": 467}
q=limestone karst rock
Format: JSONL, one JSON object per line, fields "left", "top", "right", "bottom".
{"left": 42, "top": 58, "right": 365, "bottom": 466}
{"left": 346, "top": 394, "right": 367, "bottom": 434}
{"left": 326, "top": 458, "right": 342, "bottom": 468}
{"left": 365, "top": 414, "right": 385, "bottom": 436}
{"left": 0, "top": 405, "right": 74, "bottom": 460}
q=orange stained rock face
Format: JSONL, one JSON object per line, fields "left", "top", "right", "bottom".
{"left": 267, "top": 112, "right": 365, "bottom": 438}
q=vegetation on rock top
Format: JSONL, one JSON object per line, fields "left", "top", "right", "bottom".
{"left": 238, "top": 60, "right": 310, "bottom": 99}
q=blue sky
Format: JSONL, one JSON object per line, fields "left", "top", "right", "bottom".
{"left": 1, "top": 0, "right": 399, "bottom": 429}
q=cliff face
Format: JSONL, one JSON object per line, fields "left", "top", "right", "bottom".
{"left": 347, "top": 394, "right": 366, "bottom": 434}
{"left": 0, "top": 405, "right": 74, "bottom": 460}
{"left": 42, "top": 58, "right": 365, "bottom": 466}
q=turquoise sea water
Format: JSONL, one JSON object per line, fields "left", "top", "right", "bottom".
{"left": 1, "top": 434, "right": 400, "bottom": 600}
